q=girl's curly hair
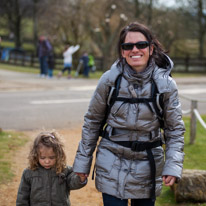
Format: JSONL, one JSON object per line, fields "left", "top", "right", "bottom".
{"left": 28, "top": 131, "right": 66, "bottom": 174}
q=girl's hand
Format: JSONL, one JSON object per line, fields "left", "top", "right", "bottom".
{"left": 162, "top": 175, "right": 176, "bottom": 186}
{"left": 76, "top": 173, "right": 88, "bottom": 182}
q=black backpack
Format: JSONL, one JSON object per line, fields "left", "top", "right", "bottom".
{"left": 99, "top": 73, "right": 164, "bottom": 136}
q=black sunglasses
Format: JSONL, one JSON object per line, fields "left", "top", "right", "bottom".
{"left": 121, "top": 41, "right": 149, "bottom": 50}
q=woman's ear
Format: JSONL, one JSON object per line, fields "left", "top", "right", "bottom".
{"left": 149, "top": 44, "right": 154, "bottom": 56}
{"left": 121, "top": 49, "right": 126, "bottom": 58}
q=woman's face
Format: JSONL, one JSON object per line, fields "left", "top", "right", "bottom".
{"left": 121, "top": 31, "right": 153, "bottom": 72}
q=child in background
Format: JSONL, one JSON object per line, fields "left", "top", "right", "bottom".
{"left": 16, "top": 131, "right": 87, "bottom": 206}
{"left": 58, "top": 43, "right": 80, "bottom": 79}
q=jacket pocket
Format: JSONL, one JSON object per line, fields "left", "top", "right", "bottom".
{"left": 130, "top": 159, "right": 151, "bottom": 183}
{"left": 95, "top": 146, "right": 117, "bottom": 175}
{"left": 130, "top": 148, "right": 164, "bottom": 183}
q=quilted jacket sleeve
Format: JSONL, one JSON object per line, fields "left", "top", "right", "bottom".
{"left": 16, "top": 169, "right": 31, "bottom": 206}
{"left": 73, "top": 72, "right": 110, "bottom": 174}
{"left": 162, "top": 78, "right": 185, "bottom": 179}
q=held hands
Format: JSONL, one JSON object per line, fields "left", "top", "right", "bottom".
{"left": 162, "top": 175, "right": 176, "bottom": 186}
{"left": 76, "top": 173, "right": 88, "bottom": 183}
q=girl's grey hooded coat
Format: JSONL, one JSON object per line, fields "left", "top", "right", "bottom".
{"left": 73, "top": 55, "right": 185, "bottom": 199}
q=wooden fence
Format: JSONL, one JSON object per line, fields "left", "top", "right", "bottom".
{"left": 172, "top": 57, "right": 206, "bottom": 72}
{"left": 0, "top": 48, "right": 104, "bottom": 71}
{"left": 180, "top": 94, "right": 206, "bottom": 144}
{"left": 0, "top": 47, "right": 206, "bottom": 72}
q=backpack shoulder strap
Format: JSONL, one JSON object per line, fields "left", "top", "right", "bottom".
{"left": 99, "top": 73, "right": 123, "bottom": 136}
{"left": 151, "top": 79, "right": 164, "bottom": 128}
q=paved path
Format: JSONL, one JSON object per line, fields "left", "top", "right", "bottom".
{"left": 1, "top": 68, "right": 206, "bottom": 90}
{"left": 0, "top": 69, "right": 206, "bottom": 131}
{"left": 0, "top": 69, "right": 98, "bottom": 92}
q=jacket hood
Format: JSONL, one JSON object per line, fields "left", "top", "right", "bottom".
{"left": 152, "top": 54, "right": 175, "bottom": 93}
{"left": 158, "top": 53, "right": 174, "bottom": 74}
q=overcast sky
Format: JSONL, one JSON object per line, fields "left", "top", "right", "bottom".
{"left": 157, "top": 0, "right": 181, "bottom": 8}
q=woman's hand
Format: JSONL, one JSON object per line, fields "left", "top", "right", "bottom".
{"left": 162, "top": 175, "right": 176, "bottom": 186}
{"left": 76, "top": 173, "right": 89, "bottom": 182}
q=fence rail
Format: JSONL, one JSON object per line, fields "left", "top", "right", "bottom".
{"left": 180, "top": 94, "right": 206, "bottom": 144}
{"left": 172, "top": 57, "right": 206, "bottom": 72}
{"left": 0, "top": 47, "right": 104, "bottom": 71}
{"left": 0, "top": 47, "right": 206, "bottom": 72}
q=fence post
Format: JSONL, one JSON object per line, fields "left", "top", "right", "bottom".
{"left": 30, "top": 53, "right": 34, "bottom": 67}
{"left": 22, "top": 53, "right": 25, "bottom": 66}
{"left": 185, "top": 55, "right": 189, "bottom": 72}
{"left": 190, "top": 100, "right": 197, "bottom": 144}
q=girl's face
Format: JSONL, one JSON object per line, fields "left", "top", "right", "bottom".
{"left": 38, "top": 145, "right": 56, "bottom": 170}
{"left": 121, "top": 31, "right": 153, "bottom": 72}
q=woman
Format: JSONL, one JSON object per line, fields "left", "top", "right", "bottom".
{"left": 73, "top": 22, "right": 185, "bottom": 206}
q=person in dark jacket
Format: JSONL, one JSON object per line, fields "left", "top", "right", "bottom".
{"left": 73, "top": 22, "right": 185, "bottom": 206}
{"left": 37, "top": 36, "right": 52, "bottom": 78}
{"left": 16, "top": 131, "right": 87, "bottom": 206}
{"left": 80, "top": 52, "right": 89, "bottom": 77}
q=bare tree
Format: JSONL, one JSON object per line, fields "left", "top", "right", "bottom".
{"left": 37, "top": 0, "right": 91, "bottom": 49}
{"left": 147, "top": 0, "right": 153, "bottom": 25}
{"left": 86, "top": 1, "right": 128, "bottom": 70}
{"left": 177, "top": 0, "right": 206, "bottom": 57}
{"left": 197, "top": 0, "right": 206, "bottom": 58}
{"left": 0, "top": 0, "right": 32, "bottom": 48}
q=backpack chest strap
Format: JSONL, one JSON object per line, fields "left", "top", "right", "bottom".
{"left": 112, "top": 96, "right": 155, "bottom": 104}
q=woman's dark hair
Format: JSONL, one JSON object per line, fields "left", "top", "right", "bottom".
{"left": 117, "top": 22, "right": 168, "bottom": 68}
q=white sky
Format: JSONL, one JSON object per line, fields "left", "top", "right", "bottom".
{"left": 158, "top": 0, "right": 177, "bottom": 7}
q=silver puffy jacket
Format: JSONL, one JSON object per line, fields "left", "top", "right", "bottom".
{"left": 73, "top": 55, "right": 185, "bottom": 199}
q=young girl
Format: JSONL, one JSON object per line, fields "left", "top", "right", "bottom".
{"left": 16, "top": 131, "right": 87, "bottom": 206}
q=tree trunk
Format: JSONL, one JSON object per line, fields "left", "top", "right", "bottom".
{"left": 33, "top": 0, "right": 38, "bottom": 51}
{"left": 134, "top": 0, "right": 140, "bottom": 18}
{"left": 198, "top": 0, "right": 205, "bottom": 58}
{"left": 147, "top": 0, "right": 153, "bottom": 26}
{"left": 14, "top": 0, "right": 21, "bottom": 48}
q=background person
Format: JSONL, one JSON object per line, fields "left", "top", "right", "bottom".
{"left": 58, "top": 43, "right": 80, "bottom": 79}
{"left": 16, "top": 131, "right": 87, "bottom": 206}
{"left": 88, "top": 54, "right": 96, "bottom": 73}
{"left": 80, "top": 52, "right": 89, "bottom": 77}
{"left": 73, "top": 22, "right": 185, "bottom": 206}
{"left": 37, "top": 36, "right": 52, "bottom": 78}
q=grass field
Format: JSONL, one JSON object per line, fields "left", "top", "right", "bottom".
{"left": 156, "top": 116, "right": 206, "bottom": 206}
{"left": 0, "top": 62, "right": 103, "bottom": 79}
{"left": 0, "top": 130, "right": 27, "bottom": 184}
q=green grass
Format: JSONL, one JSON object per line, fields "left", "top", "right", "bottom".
{"left": 1, "top": 61, "right": 206, "bottom": 80}
{"left": 0, "top": 63, "right": 39, "bottom": 74}
{"left": 156, "top": 115, "right": 206, "bottom": 206}
{"left": 0, "top": 62, "right": 103, "bottom": 79}
{"left": 172, "top": 72, "right": 206, "bottom": 78}
{"left": 0, "top": 130, "right": 28, "bottom": 184}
